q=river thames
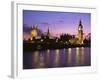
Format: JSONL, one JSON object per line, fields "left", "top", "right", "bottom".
{"left": 23, "top": 47, "right": 91, "bottom": 69}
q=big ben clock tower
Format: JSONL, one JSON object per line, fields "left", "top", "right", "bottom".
{"left": 78, "top": 20, "right": 83, "bottom": 44}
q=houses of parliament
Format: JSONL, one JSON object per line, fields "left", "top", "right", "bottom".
{"left": 29, "top": 20, "right": 84, "bottom": 45}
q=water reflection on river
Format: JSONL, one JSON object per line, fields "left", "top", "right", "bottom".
{"left": 23, "top": 47, "right": 91, "bottom": 69}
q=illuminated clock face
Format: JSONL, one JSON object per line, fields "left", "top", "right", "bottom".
{"left": 78, "top": 27, "right": 82, "bottom": 30}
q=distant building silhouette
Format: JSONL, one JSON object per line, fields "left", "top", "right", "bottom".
{"left": 46, "top": 27, "right": 51, "bottom": 38}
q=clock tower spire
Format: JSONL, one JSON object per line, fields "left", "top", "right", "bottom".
{"left": 77, "top": 20, "right": 83, "bottom": 44}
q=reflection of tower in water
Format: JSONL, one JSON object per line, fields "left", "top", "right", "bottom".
{"left": 68, "top": 48, "right": 72, "bottom": 65}
{"left": 76, "top": 47, "right": 84, "bottom": 65}
{"left": 54, "top": 49, "right": 60, "bottom": 67}
{"left": 32, "top": 51, "right": 39, "bottom": 68}
{"left": 33, "top": 51, "right": 45, "bottom": 68}
{"left": 39, "top": 53, "right": 45, "bottom": 68}
{"left": 45, "top": 49, "right": 50, "bottom": 67}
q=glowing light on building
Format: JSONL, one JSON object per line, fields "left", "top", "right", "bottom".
{"left": 30, "top": 26, "right": 38, "bottom": 40}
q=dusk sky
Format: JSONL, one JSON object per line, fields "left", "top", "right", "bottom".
{"left": 23, "top": 10, "right": 91, "bottom": 36}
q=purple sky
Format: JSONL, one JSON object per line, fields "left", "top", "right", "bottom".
{"left": 23, "top": 10, "right": 91, "bottom": 36}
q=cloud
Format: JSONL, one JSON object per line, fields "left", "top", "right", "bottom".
{"left": 59, "top": 20, "right": 64, "bottom": 23}
{"left": 41, "top": 22, "right": 50, "bottom": 26}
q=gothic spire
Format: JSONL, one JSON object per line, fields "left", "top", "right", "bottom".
{"left": 79, "top": 20, "right": 82, "bottom": 27}
{"left": 47, "top": 27, "right": 49, "bottom": 34}
{"left": 47, "top": 27, "right": 50, "bottom": 37}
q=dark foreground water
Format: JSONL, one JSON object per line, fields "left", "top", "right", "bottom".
{"left": 23, "top": 47, "right": 91, "bottom": 69}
